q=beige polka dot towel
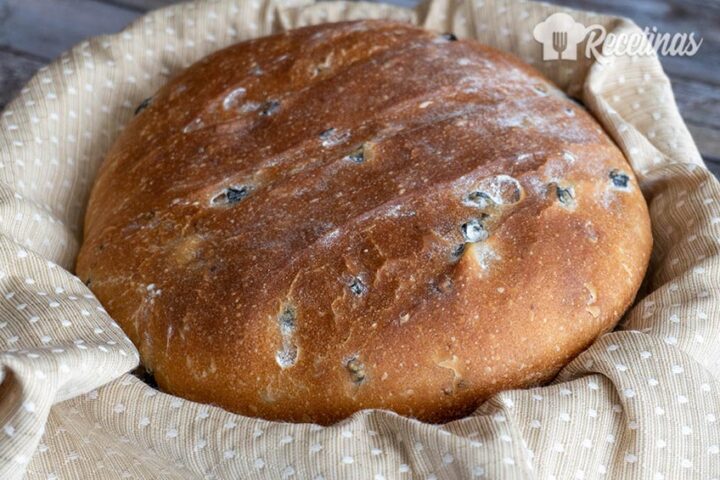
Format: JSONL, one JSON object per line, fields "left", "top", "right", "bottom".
{"left": 1, "top": 0, "right": 718, "bottom": 478}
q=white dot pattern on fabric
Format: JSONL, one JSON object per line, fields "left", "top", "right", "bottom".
{"left": 0, "top": 0, "right": 718, "bottom": 479}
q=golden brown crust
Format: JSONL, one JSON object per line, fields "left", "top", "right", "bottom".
{"left": 76, "top": 20, "right": 652, "bottom": 424}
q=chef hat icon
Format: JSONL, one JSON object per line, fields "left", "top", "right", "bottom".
{"left": 533, "top": 13, "right": 588, "bottom": 61}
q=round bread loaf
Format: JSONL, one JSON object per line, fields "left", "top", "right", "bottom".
{"left": 76, "top": 20, "right": 652, "bottom": 424}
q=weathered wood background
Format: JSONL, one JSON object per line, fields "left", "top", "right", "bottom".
{"left": 0, "top": 0, "right": 718, "bottom": 177}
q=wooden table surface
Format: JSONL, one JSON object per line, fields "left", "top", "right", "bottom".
{"left": 1, "top": 0, "right": 718, "bottom": 178}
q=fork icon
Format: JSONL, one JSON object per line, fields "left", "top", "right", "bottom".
{"left": 552, "top": 31, "right": 568, "bottom": 59}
